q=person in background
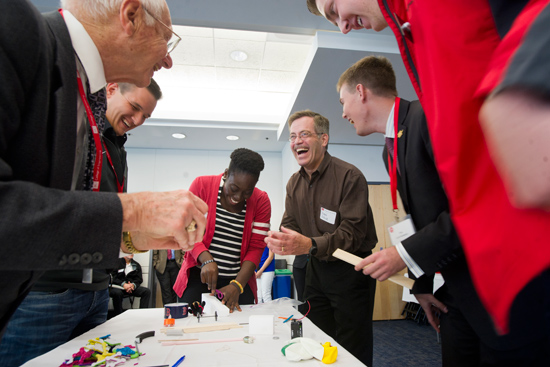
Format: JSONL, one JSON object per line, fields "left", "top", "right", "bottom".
{"left": 0, "top": 80, "right": 162, "bottom": 365}
{"left": 153, "top": 249, "right": 184, "bottom": 305}
{"left": 0, "top": 0, "right": 207, "bottom": 341}
{"left": 307, "top": 0, "right": 550, "bottom": 364}
{"left": 255, "top": 247, "right": 275, "bottom": 303}
{"left": 109, "top": 254, "right": 152, "bottom": 316}
{"left": 174, "top": 148, "right": 271, "bottom": 312}
{"left": 265, "top": 110, "right": 378, "bottom": 366}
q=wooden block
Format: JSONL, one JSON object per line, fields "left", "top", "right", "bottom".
{"left": 332, "top": 249, "right": 415, "bottom": 290}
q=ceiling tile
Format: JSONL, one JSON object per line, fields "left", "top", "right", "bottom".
{"left": 215, "top": 39, "right": 265, "bottom": 69}
{"left": 153, "top": 65, "right": 216, "bottom": 89}
{"left": 259, "top": 70, "right": 299, "bottom": 93}
{"left": 262, "top": 42, "right": 312, "bottom": 71}
{"left": 214, "top": 28, "right": 267, "bottom": 42}
{"left": 171, "top": 36, "right": 215, "bottom": 66}
{"left": 216, "top": 67, "right": 260, "bottom": 90}
{"left": 176, "top": 25, "right": 214, "bottom": 38}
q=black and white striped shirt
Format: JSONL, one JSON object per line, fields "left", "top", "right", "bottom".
{"left": 209, "top": 186, "right": 246, "bottom": 277}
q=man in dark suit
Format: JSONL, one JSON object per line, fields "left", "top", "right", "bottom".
{"left": 153, "top": 250, "right": 184, "bottom": 305}
{"left": 0, "top": 0, "right": 208, "bottom": 341}
{"left": 337, "top": 56, "right": 519, "bottom": 366}
{"left": 109, "top": 255, "right": 151, "bottom": 316}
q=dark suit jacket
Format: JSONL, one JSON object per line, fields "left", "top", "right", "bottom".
{"left": 384, "top": 99, "right": 513, "bottom": 348}
{"left": 0, "top": 1, "right": 122, "bottom": 338}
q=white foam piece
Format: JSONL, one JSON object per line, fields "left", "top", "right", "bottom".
{"left": 201, "top": 293, "right": 230, "bottom": 317}
{"left": 248, "top": 315, "right": 274, "bottom": 335}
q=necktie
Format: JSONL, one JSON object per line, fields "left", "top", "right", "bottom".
{"left": 83, "top": 87, "right": 107, "bottom": 190}
{"left": 385, "top": 137, "right": 401, "bottom": 175}
{"left": 167, "top": 250, "right": 173, "bottom": 260}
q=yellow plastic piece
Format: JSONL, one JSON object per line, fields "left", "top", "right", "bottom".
{"left": 321, "top": 342, "right": 338, "bottom": 364}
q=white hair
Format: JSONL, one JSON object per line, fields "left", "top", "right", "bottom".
{"left": 60, "top": 0, "right": 166, "bottom": 27}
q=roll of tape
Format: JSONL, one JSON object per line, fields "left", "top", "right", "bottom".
{"left": 165, "top": 303, "right": 188, "bottom": 319}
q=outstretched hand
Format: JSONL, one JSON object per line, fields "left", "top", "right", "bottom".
{"left": 354, "top": 247, "right": 406, "bottom": 281}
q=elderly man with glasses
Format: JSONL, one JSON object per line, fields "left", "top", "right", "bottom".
{"left": 0, "top": 0, "right": 209, "bottom": 355}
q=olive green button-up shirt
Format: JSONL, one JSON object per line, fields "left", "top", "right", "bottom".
{"left": 281, "top": 152, "right": 378, "bottom": 262}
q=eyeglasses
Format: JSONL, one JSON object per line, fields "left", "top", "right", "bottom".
{"left": 289, "top": 131, "right": 323, "bottom": 142}
{"left": 142, "top": 5, "right": 181, "bottom": 55}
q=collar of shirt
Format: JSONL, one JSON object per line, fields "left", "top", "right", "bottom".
{"left": 298, "top": 151, "right": 332, "bottom": 181}
{"left": 103, "top": 121, "right": 128, "bottom": 147}
{"left": 384, "top": 101, "right": 397, "bottom": 139}
{"left": 124, "top": 261, "right": 135, "bottom": 275}
{"left": 62, "top": 10, "right": 106, "bottom": 93}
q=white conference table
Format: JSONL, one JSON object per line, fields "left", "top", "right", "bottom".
{"left": 23, "top": 302, "right": 365, "bottom": 366}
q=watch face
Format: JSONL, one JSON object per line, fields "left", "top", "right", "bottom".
{"left": 309, "top": 241, "right": 318, "bottom": 256}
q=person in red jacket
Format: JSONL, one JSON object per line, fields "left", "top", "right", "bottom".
{"left": 306, "top": 0, "right": 550, "bottom": 365}
{"left": 174, "top": 148, "right": 271, "bottom": 312}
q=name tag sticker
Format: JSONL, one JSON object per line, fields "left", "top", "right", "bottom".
{"left": 320, "top": 207, "right": 336, "bottom": 225}
{"left": 387, "top": 215, "right": 416, "bottom": 246}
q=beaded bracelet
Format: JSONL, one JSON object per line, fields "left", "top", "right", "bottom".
{"left": 201, "top": 259, "right": 216, "bottom": 268}
{"left": 230, "top": 279, "right": 244, "bottom": 294}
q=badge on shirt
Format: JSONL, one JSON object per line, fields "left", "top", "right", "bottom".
{"left": 320, "top": 207, "right": 336, "bottom": 225}
{"left": 387, "top": 214, "right": 416, "bottom": 246}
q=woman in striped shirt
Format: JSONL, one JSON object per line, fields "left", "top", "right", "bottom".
{"left": 174, "top": 148, "right": 271, "bottom": 312}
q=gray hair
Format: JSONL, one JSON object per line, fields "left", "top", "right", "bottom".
{"left": 60, "top": 0, "right": 166, "bottom": 27}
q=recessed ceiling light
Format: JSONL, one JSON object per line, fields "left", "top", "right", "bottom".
{"left": 226, "top": 135, "right": 239, "bottom": 141}
{"left": 172, "top": 133, "right": 186, "bottom": 139}
{"left": 230, "top": 50, "right": 248, "bottom": 62}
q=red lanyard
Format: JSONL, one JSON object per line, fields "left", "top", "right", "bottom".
{"left": 388, "top": 97, "right": 400, "bottom": 214}
{"left": 104, "top": 146, "right": 125, "bottom": 193}
{"left": 60, "top": 8, "right": 103, "bottom": 191}
{"left": 75, "top": 71, "right": 104, "bottom": 192}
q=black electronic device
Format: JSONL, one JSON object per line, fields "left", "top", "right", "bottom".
{"left": 291, "top": 320, "right": 303, "bottom": 339}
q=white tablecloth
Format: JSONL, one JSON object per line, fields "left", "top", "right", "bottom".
{"left": 23, "top": 301, "right": 365, "bottom": 366}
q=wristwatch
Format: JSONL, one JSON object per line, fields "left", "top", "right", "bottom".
{"left": 123, "top": 232, "right": 147, "bottom": 254}
{"left": 309, "top": 238, "right": 318, "bottom": 256}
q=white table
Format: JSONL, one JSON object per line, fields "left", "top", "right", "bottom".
{"left": 23, "top": 302, "right": 365, "bottom": 366}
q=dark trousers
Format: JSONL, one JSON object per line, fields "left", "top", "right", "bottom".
{"left": 293, "top": 264, "right": 307, "bottom": 301}
{"left": 109, "top": 286, "right": 151, "bottom": 316}
{"left": 440, "top": 270, "right": 550, "bottom": 367}
{"left": 156, "top": 260, "right": 180, "bottom": 305}
{"left": 181, "top": 267, "right": 254, "bottom": 305}
{"left": 293, "top": 262, "right": 308, "bottom": 314}
{"left": 305, "top": 256, "right": 376, "bottom": 367}
{"left": 0, "top": 288, "right": 108, "bottom": 366}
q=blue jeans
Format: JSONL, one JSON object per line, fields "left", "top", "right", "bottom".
{"left": 0, "top": 288, "right": 109, "bottom": 366}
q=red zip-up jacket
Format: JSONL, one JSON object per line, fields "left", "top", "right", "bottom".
{"left": 379, "top": 0, "right": 550, "bottom": 333}
{"left": 174, "top": 174, "right": 271, "bottom": 303}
